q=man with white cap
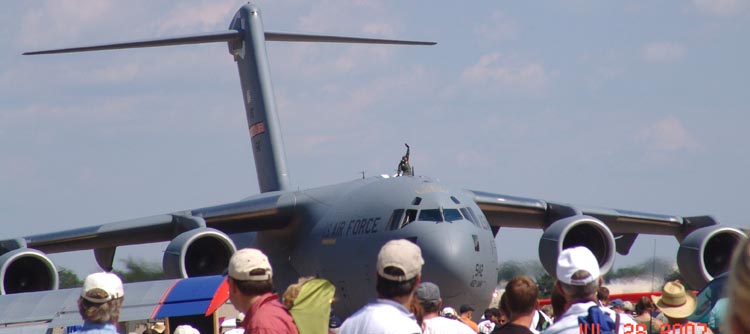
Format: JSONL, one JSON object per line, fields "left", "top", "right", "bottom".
{"left": 339, "top": 239, "right": 424, "bottom": 334}
{"left": 227, "top": 248, "right": 298, "bottom": 334}
{"left": 173, "top": 324, "right": 201, "bottom": 334}
{"left": 416, "top": 282, "right": 475, "bottom": 334}
{"left": 74, "top": 272, "right": 125, "bottom": 334}
{"left": 542, "top": 246, "right": 635, "bottom": 334}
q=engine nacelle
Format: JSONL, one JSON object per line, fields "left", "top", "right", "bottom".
{"left": 677, "top": 225, "right": 747, "bottom": 289}
{"left": 0, "top": 248, "right": 58, "bottom": 294}
{"left": 538, "top": 215, "right": 616, "bottom": 279}
{"left": 163, "top": 228, "right": 237, "bottom": 278}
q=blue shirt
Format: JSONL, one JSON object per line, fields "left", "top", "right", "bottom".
{"left": 72, "top": 322, "right": 120, "bottom": 334}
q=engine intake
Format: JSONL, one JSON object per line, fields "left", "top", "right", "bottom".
{"left": 677, "top": 225, "right": 747, "bottom": 289}
{"left": 0, "top": 248, "right": 58, "bottom": 294}
{"left": 163, "top": 228, "right": 237, "bottom": 278}
{"left": 538, "top": 215, "right": 616, "bottom": 278}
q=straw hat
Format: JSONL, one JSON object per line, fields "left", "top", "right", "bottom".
{"left": 651, "top": 281, "right": 697, "bottom": 319}
{"left": 150, "top": 322, "right": 166, "bottom": 334}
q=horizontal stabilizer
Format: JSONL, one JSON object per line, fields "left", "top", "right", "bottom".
{"left": 264, "top": 31, "right": 436, "bottom": 45}
{"left": 23, "top": 30, "right": 242, "bottom": 55}
{"left": 24, "top": 29, "right": 434, "bottom": 56}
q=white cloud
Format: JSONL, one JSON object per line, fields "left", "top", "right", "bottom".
{"left": 19, "top": 1, "right": 114, "bottom": 47}
{"left": 158, "top": 2, "right": 236, "bottom": 34}
{"left": 693, "top": 0, "right": 750, "bottom": 16}
{"left": 636, "top": 116, "right": 698, "bottom": 151}
{"left": 642, "top": 42, "right": 686, "bottom": 63}
{"left": 474, "top": 11, "right": 519, "bottom": 43}
{"left": 460, "top": 53, "right": 550, "bottom": 94}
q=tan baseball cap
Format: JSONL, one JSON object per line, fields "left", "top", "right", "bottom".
{"left": 228, "top": 248, "right": 273, "bottom": 281}
{"left": 377, "top": 239, "right": 424, "bottom": 281}
{"left": 81, "top": 272, "right": 124, "bottom": 303}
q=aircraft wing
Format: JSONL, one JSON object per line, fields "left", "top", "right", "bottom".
{"left": 0, "top": 275, "right": 226, "bottom": 334}
{"left": 2, "top": 191, "right": 296, "bottom": 255}
{"left": 468, "top": 189, "right": 717, "bottom": 238}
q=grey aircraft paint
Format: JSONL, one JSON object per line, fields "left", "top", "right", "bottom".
{"left": 3, "top": 3, "right": 746, "bottom": 326}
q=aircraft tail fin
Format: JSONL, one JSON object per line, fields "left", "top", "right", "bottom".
{"left": 25, "top": 3, "right": 434, "bottom": 193}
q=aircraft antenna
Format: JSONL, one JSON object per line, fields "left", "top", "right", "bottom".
{"left": 24, "top": 4, "right": 434, "bottom": 193}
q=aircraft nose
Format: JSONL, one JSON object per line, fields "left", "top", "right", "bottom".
{"left": 417, "top": 224, "right": 497, "bottom": 309}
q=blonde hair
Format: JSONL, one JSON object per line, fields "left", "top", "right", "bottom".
{"left": 282, "top": 276, "right": 315, "bottom": 309}
{"left": 727, "top": 236, "right": 750, "bottom": 334}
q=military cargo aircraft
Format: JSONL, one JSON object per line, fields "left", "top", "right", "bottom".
{"left": 1, "top": 3, "right": 746, "bottom": 329}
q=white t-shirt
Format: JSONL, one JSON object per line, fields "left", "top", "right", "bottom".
{"left": 339, "top": 298, "right": 422, "bottom": 334}
{"left": 423, "top": 316, "right": 477, "bottom": 334}
{"left": 477, "top": 319, "right": 496, "bottom": 334}
{"left": 542, "top": 301, "right": 636, "bottom": 334}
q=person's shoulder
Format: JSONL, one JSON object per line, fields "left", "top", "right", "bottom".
{"left": 541, "top": 317, "right": 583, "bottom": 334}
{"left": 493, "top": 323, "right": 533, "bottom": 334}
{"left": 425, "top": 317, "right": 473, "bottom": 333}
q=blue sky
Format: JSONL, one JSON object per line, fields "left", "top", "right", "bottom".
{"left": 1, "top": 0, "right": 749, "bottom": 277}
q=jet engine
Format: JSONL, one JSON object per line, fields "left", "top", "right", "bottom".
{"left": 163, "top": 228, "right": 237, "bottom": 278}
{"left": 0, "top": 248, "right": 58, "bottom": 294}
{"left": 677, "top": 225, "right": 747, "bottom": 289}
{"left": 538, "top": 215, "right": 616, "bottom": 278}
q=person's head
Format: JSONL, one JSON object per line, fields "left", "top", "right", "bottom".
{"left": 441, "top": 306, "right": 458, "bottom": 319}
{"left": 227, "top": 248, "right": 274, "bottom": 311}
{"left": 150, "top": 322, "right": 166, "bottom": 334}
{"left": 503, "top": 275, "right": 539, "bottom": 319}
{"left": 459, "top": 304, "right": 474, "bottom": 318}
{"left": 484, "top": 307, "right": 501, "bottom": 323}
{"left": 329, "top": 314, "right": 342, "bottom": 333}
{"left": 416, "top": 282, "right": 442, "bottom": 314}
{"left": 282, "top": 276, "right": 314, "bottom": 309}
{"left": 375, "top": 239, "right": 424, "bottom": 300}
{"left": 173, "top": 324, "right": 200, "bottom": 334}
{"left": 555, "top": 247, "right": 601, "bottom": 302}
{"left": 550, "top": 282, "right": 567, "bottom": 320}
{"left": 77, "top": 272, "right": 124, "bottom": 324}
{"left": 142, "top": 330, "right": 158, "bottom": 334}
{"left": 597, "top": 286, "right": 610, "bottom": 305}
{"left": 609, "top": 298, "right": 625, "bottom": 313}
{"left": 727, "top": 236, "right": 750, "bottom": 334}
{"left": 634, "top": 296, "right": 655, "bottom": 316}
{"left": 651, "top": 280, "right": 696, "bottom": 323}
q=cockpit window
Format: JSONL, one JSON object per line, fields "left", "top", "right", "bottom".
{"left": 460, "top": 207, "right": 481, "bottom": 228}
{"left": 401, "top": 209, "right": 418, "bottom": 228}
{"left": 443, "top": 208, "right": 463, "bottom": 222}
{"left": 387, "top": 209, "right": 404, "bottom": 231}
{"left": 419, "top": 209, "right": 442, "bottom": 222}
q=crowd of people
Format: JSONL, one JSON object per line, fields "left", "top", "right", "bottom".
{"left": 70, "top": 236, "right": 750, "bottom": 334}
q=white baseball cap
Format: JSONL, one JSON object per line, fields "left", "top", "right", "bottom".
{"left": 377, "top": 239, "right": 424, "bottom": 281}
{"left": 441, "top": 306, "right": 457, "bottom": 317}
{"left": 228, "top": 248, "right": 273, "bottom": 281}
{"left": 81, "top": 272, "right": 124, "bottom": 303}
{"left": 173, "top": 325, "right": 200, "bottom": 334}
{"left": 556, "top": 246, "right": 600, "bottom": 285}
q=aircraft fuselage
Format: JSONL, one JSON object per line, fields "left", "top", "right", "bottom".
{"left": 230, "top": 175, "right": 499, "bottom": 318}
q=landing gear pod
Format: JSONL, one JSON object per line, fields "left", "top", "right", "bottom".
{"left": 538, "top": 215, "right": 616, "bottom": 278}
{"left": 677, "top": 225, "right": 747, "bottom": 289}
{"left": 163, "top": 228, "right": 237, "bottom": 278}
{"left": 0, "top": 248, "right": 58, "bottom": 294}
